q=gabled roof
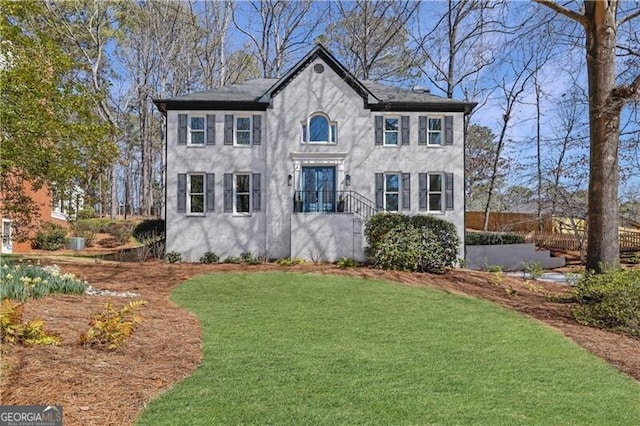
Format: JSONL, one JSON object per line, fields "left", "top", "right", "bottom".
{"left": 154, "top": 44, "right": 476, "bottom": 114}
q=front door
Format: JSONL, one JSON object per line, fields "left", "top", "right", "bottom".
{"left": 301, "top": 167, "right": 336, "bottom": 212}
{"left": 1, "top": 219, "right": 13, "bottom": 254}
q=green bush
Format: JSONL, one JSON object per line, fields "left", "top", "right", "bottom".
{"left": 336, "top": 257, "right": 358, "bottom": 268}
{"left": 106, "top": 222, "right": 134, "bottom": 245}
{"left": 31, "top": 222, "right": 67, "bottom": 250}
{"left": 133, "top": 219, "right": 165, "bottom": 241}
{"left": 365, "top": 214, "right": 459, "bottom": 274}
{"left": 275, "top": 258, "right": 305, "bottom": 266}
{"left": 465, "top": 232, "right": 525, "bottom": 246}
{"left": 165, "top": 251, "right": 182, "bottom": 263}
{"left": 573, "top": 269, "right": 640, "bottom": 336}
{"left": 76, "top": 206, "right": 96, "bottom": 220}
{"left": 200, "top": 251, "right": 219, "bottom": 264}
{"left": 72, "top": 220, "right": 101, "bottom": 247}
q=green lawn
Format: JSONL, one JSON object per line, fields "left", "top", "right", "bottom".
{"left": 137, "top": 272, "right": 640, "bottom": 425}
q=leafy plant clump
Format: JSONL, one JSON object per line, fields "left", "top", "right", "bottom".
{"left": 523, "top": 261, "right": 544, "bottom": 280}
{"left": 1, "top": 263, "right": 87, "bottom": 301}
{"left": 133, "top": 219, "right": 165, "bottom": 241}
{"left": 465, "top": 232, "right": 525, "bottom": 246}
{"left": 200, "top": 251, "right": 219, "bottom": 264}
{"left": 275, "top": 258, "right": 305, "bottom": 266}
{"left": 1, "top": 299, "right": 60, "bottom": 346}
{"left": 573, "top": 269, "right": 640, "bottom": 336}
{"left": 79, "top": 299, "right": 147, "bottom": 350}
{"left": 165, "top": 251, "right": 182, "bottom": 263}
{"left": 336, "top": 257, "right": 358, "bottom": 268}
{"left": 31, "top": 222, "right": 68, "bottom": 250}
{"left": 365, "top": 213, "right": 459, "bottom": 274}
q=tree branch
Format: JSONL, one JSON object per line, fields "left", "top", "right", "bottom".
{"left": 612, "top": 74, "right": 640, "bottom": 100}
{"left": 533, "top": 0, "right": 588, "bottom": 27}
{"left": 618, "top": 8, "right": 640, "bottom": 26}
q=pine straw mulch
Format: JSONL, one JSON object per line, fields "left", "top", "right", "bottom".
{"left": 1, "top": 260, "right": 639, "bottom": 425}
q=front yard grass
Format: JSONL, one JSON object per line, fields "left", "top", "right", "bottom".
{"left": 137, "top": 272, "right": 640, "bottom": 425}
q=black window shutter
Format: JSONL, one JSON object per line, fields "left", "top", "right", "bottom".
{"left": 224, "top": 115, "right": 234, "bottom": 145}
{"left": 252, "top": 115, "right": 262, "bottom": 145}
{"left": 206, "top": 173, "right": 215, "bottom": 212}
{"left": 418, "top": 116, "right": 427, "bottom": 145}
{"left": 375, "top": 173, "right": 384, "bottom": 211}
{"left": 418, "top": 173, "right": 427, "bottom": 210}
{"left": 206, "top": 115, "right": 215, "bottom": 145}
{"left": 252, "top": 173, "right": 261, "bottom": 211}
{"left": 445, "top": 172, "right": 454, "bottom": 210}
{"left": 177, "top": 174, "right": 187, "bottom": 212}
{"left": 374, "top": 116, "right": 383, "bottom": 146}
{"left": 402, "top": 173, "right": 410, "bottom": 210}
{"left": 178, "top": 114, "right": 187, "bottom": 145}
{"left": 224, "top": 173, "right": 233, "bottom": 212}
{"left": 444, "top": 115, "right": 454, "bottom": 146}
{"left": 401, "top": 116, "right": 410, "bottom": 145}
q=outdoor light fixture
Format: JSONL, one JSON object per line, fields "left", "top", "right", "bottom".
{"left": 288, "top": 174, "right": 293, "bottom": 186}
{"left": 345, "top": 174, "right": 351, "bottom": 186}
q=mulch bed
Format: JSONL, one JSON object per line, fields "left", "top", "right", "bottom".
{"left": 1, "top": 261, "right": 638, "bottom": 425}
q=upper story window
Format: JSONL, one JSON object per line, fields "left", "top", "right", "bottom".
{"left": 235, "top": 117, "right": 251, "bottom": 145}
{"left": 384, "top": 117, "right": 399, "bottom": 145}
{"left": 190, "top": 117, "right": 205, "bottom": 145}
{"left": 223, "top": 114, "right": 262, "bottom": 146}
{"left": 428, "top": 117, "right": 442, "bottom": 146}
{"left": 302, "top": 113, "right": 336, "bottom": 143}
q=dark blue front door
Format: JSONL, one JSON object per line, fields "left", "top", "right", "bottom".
{"left": 301, "top": 167, "right": 336, "bottom": 212}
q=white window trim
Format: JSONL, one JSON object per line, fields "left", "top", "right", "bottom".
{"left": 384, "top": 172, "right": 401, "bottom": 212}
{"left": 188, "top": 116, "right": 206, "bottom": 146}
{"left": 233, "top": 173, "right": 252, "bottom": 215}
{"left": 427, "top": 172, "right": 444, "bottom": 213}
{"left": 427, "top": 116, "right": 443, "bottom": 146}
{"left": 301, "top": 113, "right": 337, "bottom": 144}
{"left": 187, "top": 173, "right": 205, "bottom": 216}
{"left": 383, "top": 116, "right": 400, "bottom": 146}
{"left": 235, "top": 116, "right": 252, "bottom": 146}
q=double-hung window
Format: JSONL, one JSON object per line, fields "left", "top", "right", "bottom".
{"left": 235, "top": 174, "right": 251, "bottom": 213}
{"left": 419, "top": 172, "right": 453, "bottom": 212}
{"left": 188, "top": 174, "right": 205, "bottom": 214}
{"left": 384, "top": 174, "right": 400, "bottom": 211}
{"left": 235, "top": 117, "right": 251, "bottom": 145}
{"left": 428, "top": 117, "right": 442, "bottom": 146}
{"left": 190, "top": 117, "right": 205, "bottom": 145}
{"left": 384, "top": 117, "right": 399, "bottom": 145}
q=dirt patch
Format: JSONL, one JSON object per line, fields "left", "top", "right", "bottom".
{"left": 1, "top": 261, "right": 638, "bottom": 425}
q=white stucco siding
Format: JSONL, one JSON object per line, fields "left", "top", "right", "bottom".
{"left": 165, "top": 110, "right": 268, "bottom": 261}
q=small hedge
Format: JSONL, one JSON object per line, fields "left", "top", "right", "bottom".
{"left": 365, "top": 213, "right": 459, "bottom": 274}
{"left": 465, "top": 232, "right": 525, "bottom": 246}
{"left": 133, "top": 219, "right": 165, "bottom": 241}
{"left": 573, "top": 269, "right": 640, "bottom": 337}
{"left": 31, "top": 222, "right": 67, "bottom": 250}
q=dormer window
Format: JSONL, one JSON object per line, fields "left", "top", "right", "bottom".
{"left": 301, "top": 113, "right": 337, "bottom": 144}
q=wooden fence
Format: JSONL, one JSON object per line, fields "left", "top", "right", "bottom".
{"left": 510, "top": 231, "right": 640, "bottom": 252}
{"left": 466, "top": 211, "right": 554, "bottom": 232}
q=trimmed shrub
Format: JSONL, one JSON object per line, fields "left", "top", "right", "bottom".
{"left": 573, "top": 269, "right": 640, "bottom": 336}
{"left": 165, "top": 251, "right": 182, "bottom": 263}
{"left": 106, "top": 222, "right": 134, "bottom": 245}
{"left": 200, "top": 251, "right": 219, "bottom": 264}
{"left": 76, "top": 206, "right": 96, "bottom": 220}
{"left": 365, "top": 213, "right": 459, "bottom": 274}
{"left": 465, "top": 232, "right": 525, "bottom": 246}
{"left": 72, "top": 220, "right": 101, "bottom": 247}
{"left": 133, "top": 219, "right": 165, "bottom": 241}
{"left": 31, "top": 222, "right": 67, "bottom": 250}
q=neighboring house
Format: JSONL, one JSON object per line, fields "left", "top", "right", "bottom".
{"left": 154, "top": 45, "right": 475, "bottom": 262}
{"left": 0, "top": 181, "right": 79, "bottom": 254}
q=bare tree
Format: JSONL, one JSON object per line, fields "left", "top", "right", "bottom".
{"left": 534, "top": 0, "right": 640, "bottom": 272}
{"left": 325, "top": 0, "right": 419, "bottom": 82}
{"left": 233, "top": 0, "right": 323, "bottom": 78}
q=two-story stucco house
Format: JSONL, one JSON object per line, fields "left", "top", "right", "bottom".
{"left": 154, "top": 45, "right": 475, "bottom": 262}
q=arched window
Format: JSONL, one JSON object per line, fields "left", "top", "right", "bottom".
{"left": 302, "top": 113, "right": 337, "bottom": 143}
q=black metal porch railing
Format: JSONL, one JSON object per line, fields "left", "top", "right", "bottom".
{"left": 293, "top": 190, "right": 379, "bottom": 221}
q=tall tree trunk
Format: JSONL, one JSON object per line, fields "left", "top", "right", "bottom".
{"left": 584, "top": 2, "right": 621, "bottom": 271}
